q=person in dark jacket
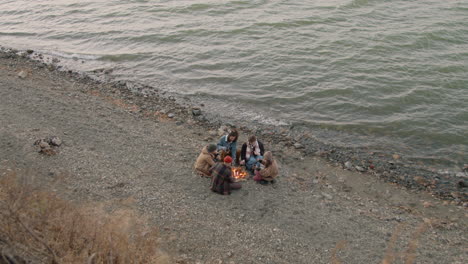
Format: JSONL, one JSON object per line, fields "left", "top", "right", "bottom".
{"left": 240, "top": 135, "right": 265, "bottom": 173}
{"left": 210, "top": 156, "right": 241, "bottom": 195}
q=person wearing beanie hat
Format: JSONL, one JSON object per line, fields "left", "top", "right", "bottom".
{"left": 194, "top": 144, "right": 218, "bottom": 177}
{"left": 210, "top": 156, "right": 242, "bottom": 195}
{"left": 223, "top": 155, "right": 233, "bottom": 164}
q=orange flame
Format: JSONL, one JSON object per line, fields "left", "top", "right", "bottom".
{"left": 231, "top": 167, "right": 248, "bottom": 180}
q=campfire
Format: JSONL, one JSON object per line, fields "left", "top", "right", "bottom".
{"left": 231, "top": 166, "right": 248, "bottom": 180}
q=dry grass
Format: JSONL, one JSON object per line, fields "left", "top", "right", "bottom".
{"left": 0, "top": 168, "right": 168, "bottom": 264}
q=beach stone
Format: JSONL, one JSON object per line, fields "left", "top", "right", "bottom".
{"left": 321, "top": 192, "right": 333, "bottom": 200}
{"left": 38, "top": 141, "right": 50, "bottom": 149}
{"left": 344, "top": 161, "right": 353, "bottom": 170}
{"left": 457, "top": 180, "right": 467, "bottom": 188}
{"left": 293, "top": 143, "right": 304, "bottom": 149}
{"left": 191, "top": 108, "right": 202, "bottom": 116}
{"left": 392, "top": 154, "right": 401, "bottom": 160}
{"left": 355, "top": 166, "right": 366, "bottom": 172}
{"left": 168, "top": 113, "right": 175, "bottom": 118}
{"left": 423, "top": 201, "right": 433, "bottom": 208}
{"left": 40, "top": 148, "right": 57, "bottom": 156}
{"left": 17, "top": 70, "right": 27, "bottom": 79}
{"left": 455, "top": 172, "right": 467, "bottom": 178}
{"left": 49, "top": 136, "right": 62, "bottom": 147}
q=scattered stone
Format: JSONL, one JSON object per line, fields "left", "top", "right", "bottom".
{"left": 321, "top": 192, "right": 333, "bottom": 200}
{"left": 17, "top": 70, "right": 27, "bottom": 79}
{"left": 315, "top": 150, "right": 329, "bottom": 157}
{"left": 40, "top": 148, "right": 57, "bottom": 156}
{"left": 344, "top": 161, "right": 353, "bottom": 170}
{"left": 192, "top": 107, "right": 202, "bottom": 116}
{"left": 167, "top": 113, "right": 175, "bottom": 118}
{"left": 423, "top": 201, "right": 433, "bottom": 208}
{"left": 457, "top": 180, "right": 467, "bottom": 188}
{"left": 49, "top": 136, "right": 62, "bottom": 147}
{"left": 26, "top": 49, "right": 34, "bottom": 54}
{"left": 218, "top": 126, "right": 229, "bottom": 136}
{"left": 34, "top": 136, "right": 62, "bottom": 155}
{"left": 38, "top": 141, "right": 50, "bottom": 149}
{"left": 413, "top": 176, "right": 430, "bottom": 187}
{"left": 208, "top": 130, "right": 218, "bottom": 137}
{"left": 392, "top": 154, "right": 401, "bottom": 160}
{"left": 355, "top": 166, "right": 366, "bottom": 172}
{"left": 455, "top": 172, "right": 467, "bottom": 178}
{"left": 293, "top": 143, "right": 304, "bottom": 149}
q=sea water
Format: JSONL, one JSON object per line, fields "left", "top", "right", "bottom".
{"left": 1, "top": 0, "right": 467, "bottom": 171}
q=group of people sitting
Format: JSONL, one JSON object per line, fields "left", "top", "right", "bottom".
{"left": 194, "top": 129, "right": 279, "bottom": 195}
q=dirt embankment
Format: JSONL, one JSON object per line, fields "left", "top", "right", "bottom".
{"left": 0, "top": 49, "right": 467, "bottom": 264}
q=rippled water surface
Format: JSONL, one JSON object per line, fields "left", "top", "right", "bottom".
{"left": 1, "top": 0, "right": 467, "bottom": 169}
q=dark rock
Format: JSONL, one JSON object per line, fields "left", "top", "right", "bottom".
{"left": 26, "top": 49, "right": 34, "bottom": 54}
{"left": 192, "top": 108, "right": 202, "bottom": 116}
{"left": 457, "top": 181, "right": 467, "bottom": 188}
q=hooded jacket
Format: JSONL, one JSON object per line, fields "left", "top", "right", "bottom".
{"left": 194, "top": 146, "right": 216, "bottom": 176}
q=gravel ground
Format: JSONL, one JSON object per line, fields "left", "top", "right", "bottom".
{"left": 0, "top": 51, "right": 467, "bottom": 264}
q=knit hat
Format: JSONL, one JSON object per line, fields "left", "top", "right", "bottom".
{"left": 224, "top": 156, "right": 233, "bottom": 163}
{"left": 207, "top": 144, "right": 217, "bottom": 153}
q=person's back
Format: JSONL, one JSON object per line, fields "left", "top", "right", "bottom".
{"left": 210, "top": 156, "right": 241, "bottom": 195}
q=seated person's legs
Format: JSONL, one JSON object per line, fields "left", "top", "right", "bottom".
{"left": 246, "top": 156, "right": 258, "bottom": 172}
{"left": 196, "top": 168, "right": 211, "bottom": 177}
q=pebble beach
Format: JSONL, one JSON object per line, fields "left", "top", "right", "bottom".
{"left": 0, "top": 48, "right": 467, "bottom": 263}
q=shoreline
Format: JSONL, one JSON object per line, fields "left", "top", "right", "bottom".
{"left": 1, "top": 46, "right": 465, "bottom": 203}
{"left": 1, "top": 47, "right": 467, "bottom": 263}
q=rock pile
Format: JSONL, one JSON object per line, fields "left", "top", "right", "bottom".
{"left": 34, "top": 136, "right": 62, "bottom": 156}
